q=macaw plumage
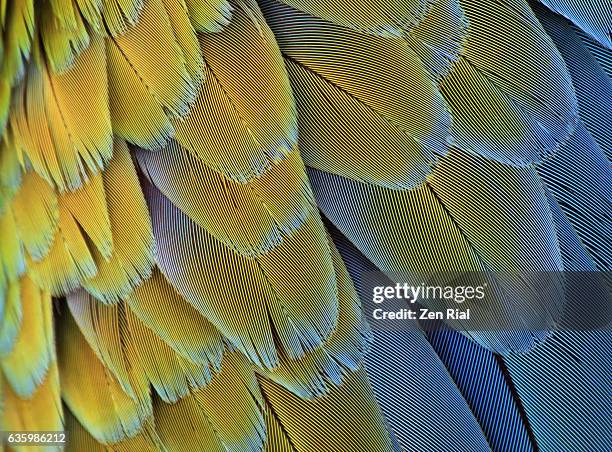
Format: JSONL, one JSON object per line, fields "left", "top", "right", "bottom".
{"left": 0, "top": 0, "right": 610, "bottom": 450}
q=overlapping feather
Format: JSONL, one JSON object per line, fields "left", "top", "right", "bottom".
{"left": 0, "top": 0, "right": 609, "bottom": 450}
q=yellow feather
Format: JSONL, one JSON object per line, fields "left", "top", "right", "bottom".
{"left": 65, "top": 409, "right": 163, "bottom": 451}
{"left": 40, "top": 0, "right": 91, "bottom": 73}
{"left": 82, "top": 139, "right": 155, "bottom": 303}
{"left": 1, "top": 276, "right": 54, "bottom": 397}
{"left": 174, "top": 1, "right": 296, "bottom": 182}
{"left": 153, "top": 353, "right": 264, "bottom": 452}
{"left": 0, "top": 0, "right": 34, "bottom": 84}
{"left": 0, "top": 277, "right": 21, "bottom": 355}
{"left": 125, "top": 267, "right": 225, "bottom": 368}
{"left": 136, "top": 141, "right": 314, "bottom": 256}
{"left": 10, "top": 35, "right": 112, "bottom": 191}
{"left": 0, "top": 207, "right": 23, "bottom": 287}
{"left": 183, "top": 0, "right": 231, "bottom": 32}
{"left": 153, "top": 393, "right": 225, "bottom": 452}
{"left": 105, "top": 36, "right": 175, "bottom": 148}
{"left": 257, "top": 240, "right": 369, "bottom": 398}
{"left": 57, "top": 305, "right": 152, "bottom": 444}
{"left": 147, "top": 181, "right": 339, "bottom": 369}
{"left": 2, "top": 361, "right": 63, "bottom": 433}
{"left": 59, "top": 170, "right": 113, "bottom": 260}
{"left": 161, "top": 0, "right": 204, "bottom": 82}
{"left": 66, "top": 291, "right": 151, "bottom": 404}
{"left": 12, "top": 171, "right": 60, "bottom": 261}
{"left": 261, "top": 368, "right": 396, "bottom": 451}
{"left": 27, "top": 192, "right": 98, "bottom": 296}
{"left": 405, "top": 0, "right": 467, "bottom": 79}
{"left": 101, "top": 0, "right": 144, "bottom": 35}
{"left": 263, "top": 2, "right": 451, "bottom": 188}
{"left": 0, "top": 132, "right": 22, "bottom": 196}
{"left": 106, "top": 0, "right": 197, "bottom": 119}
{"left": 124, "top": 305, "right": 215, "bottom": 402}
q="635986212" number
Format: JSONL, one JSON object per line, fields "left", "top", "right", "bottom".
{"left": 3, "top": 431, "right": 67, "bottom": 445}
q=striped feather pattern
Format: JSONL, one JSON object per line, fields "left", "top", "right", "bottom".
{"left": 136, "top": 141, "right": 315, "bottom": 256}
{"left": 536, "top": 5, "right": 612, "bottom": 159}
{"left": 308, "top": 149, "right": 566, "bottom": 352}
{"left": 439, "top": 0, "right": 578, "bottom": 164}
{"left": 275, "top": 0, "right": 432, "bottom": 37}
{"left": 145, "top": 180, "right": 339, "bottom": 369}
{"left": 573, "top": 27, "right": 612, "bottom": 78}
{"left": 332, "top": 223, "right": 533, "bottom": 451}
{"left": 537, "top": 0, "right": 611, "bottom": 49}
{"left": 0, "top": 0, "right": 609, "bottom": 450}
{"left": 173, "top": 0, "right": 296, "bottom": 183}
{"left": 262, "top": 0, "right": 451, "bottom": 189}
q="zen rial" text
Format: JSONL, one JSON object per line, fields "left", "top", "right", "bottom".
{"left": 372, "top": 308, "right": 471, "bottom": 320}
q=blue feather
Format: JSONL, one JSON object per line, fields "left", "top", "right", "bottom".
{"left": 535, "top": 5, "right": 612, "bottom": 159}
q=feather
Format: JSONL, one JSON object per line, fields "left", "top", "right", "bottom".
{"left": 535, "top": 5, "right": 612, "bottom": 160}
{"left": 145, "top": 181, "right": 339, "bottom": 368}
{"left": 40, "top": 0, "right": 91, "bottom": 73}
{"left": 261, "top": 0, "right": 451, "bottom": 189}
{"left": 64, "top": 408, "right": 107, "bottom": 452}
{"left": 154, "top": 352, "right": 265, "bottom": 452}
{"left": 0, "top": 207, "right": 24, "bottom": 288}
{"left": 123, "top": 304, "right": 215, "bottom": 402}
{"left": 161, "top": 0, "right": 205, "bottom": 82}
{"left": 24, "top": 170, "right": 111, "bottom": 296}
{"left": 273, "top": 0, "right": 432, "bottom": 37}
{"left": 366, "top": 332, "right": 494, "bottom": 451}
{"left": 173, "top": 0, "right": 296, "bottom": 183}
{"left": 105, "top": 0, "right": 199, "bottom": 148}
{"left": 428, "top": 149, "right": 563, "bottom": 271}
{"left": 2, "top": 360, "right": 63, "bottom": 433}
{"left": 0, "top": 277, "right": 21, "bottom": 355}
{"left": 0, "top": 132, "right": 23, "bottom": 196}
{"left": 9, "top": 34, "right": 112, "bottom": 192}
{"left": 257, "top": 240, "right": 370, "bottom": 398}
{"left": 58, "top": 170, "right": 113, "bottom": 261}
{"left": 1, "top": 276, "right": 54, "bottom": 398}
{"left": 66, "top": 290, "right": 152, "bottom": 405}
{"left": 0, "top": 0, "right": 609, "bottom": 447}
{"left": 260, "top": 368, "right": 398, "bottom": 451}
{"left": 26, "top": 199, "right": 98, "bottom": 296}
{"left": 504, "top": 332, "right": 611, "bottom": 451}
{"left": 0, "top": 0, "right": 34, "bottom": 85}
{"left": 439, "top": 0, "right": 578, "bottom": 164}
{"left": 572, "top": 26, "right": 612, "bottom": 78}
{"left": 496, "top": 187, "right": 610, "bottom": 451}
{"left": 64, "top": 408, "right": 164, "bottom": 452}
{"left": 68, "top": 288, "right": 216, "bottom": 406}
{"left": 101, "top": 0, "right": 144, "bottom": 36}
{"left": 537, "top": 0, "right": 611, "bottom": 49}
{"left": 11, "top": 172, "right": 59, "bottom": 261}
{"left": 309, "top": 148, "right": 566, "bottom": 353}
{"left": 60, "top": 0, "right": 104, "bottom": 31}
{"left": 57, "top": 304, "right": 152, "bottom": 443}
{"left": 135, "top": 140, "right": 314, "bottom": 256}
{"left": 403, "top": 0, "right": 468, "bottom": 79}
{"left": 183, "top": 0, "right": 232, "bottom": 32}
{"left": 0, "top": 80, "right": 10, "bottom": 134}
{"left": 427, "top": 330, "right": 534, "bottom": 451}
{"left": 536, "top": 123, "right": 611, "bottom": 270}
{"left": 82, "top": 139, "right": 155, "bottom": 303}
{"left": 125, "top": 267, "right": 225, "bottom": 368}
{"left": 331, "top": 223, "right": 527, "bottom": 451}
